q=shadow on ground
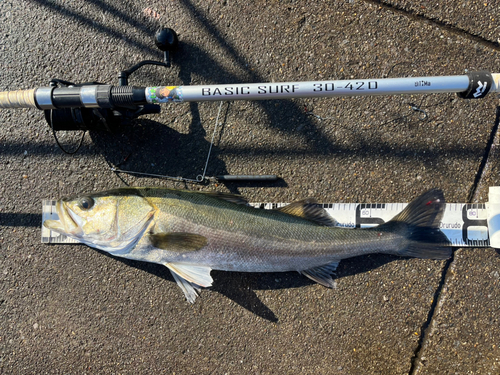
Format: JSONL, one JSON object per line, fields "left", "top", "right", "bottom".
{"left": 87, "top": 248, "right": 411, "bottom": 323}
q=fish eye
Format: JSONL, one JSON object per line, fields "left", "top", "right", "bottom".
{"left": 78, "top": 197, "right": 94, "bottom": 210}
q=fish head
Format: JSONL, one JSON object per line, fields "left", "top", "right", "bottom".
{"left": 44, "top": 189, "right": 155, "bottom": 252}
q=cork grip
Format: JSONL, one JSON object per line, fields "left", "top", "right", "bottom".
{"left": 0, "top": 89, "right": 37, "bottom": 109}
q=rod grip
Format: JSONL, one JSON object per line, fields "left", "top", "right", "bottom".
{"left": 0, "top": 89, "right": 37, "bottom": 109}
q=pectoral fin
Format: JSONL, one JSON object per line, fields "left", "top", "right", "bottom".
{"left": 150, "top": 232, "right": 208, "bottom": 252}
{"left": 300, "top": 262, "right": 339, "bottom": 288}
{"left": 164, "top": 263, "right": 213, "bottom": 303}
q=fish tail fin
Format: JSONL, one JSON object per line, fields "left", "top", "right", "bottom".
{"left": 378, "top": 189, "right": 452, "bottom": 260}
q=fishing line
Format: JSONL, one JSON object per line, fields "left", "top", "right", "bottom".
{"left": 111, "top": 101, "right": 226, "bottom": 183}
{"left": 300, "top": 93, "right": 431, "bottom": 128}
{"left": 198, "top": 101, "right": 225, "bottom": 182}
{"left": 109, "top": 102, "right": 277, "bottom": 183}
{"left": 49, "top": 110, "right": 87, "bottom": 155}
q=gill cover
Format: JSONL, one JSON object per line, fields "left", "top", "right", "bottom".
{"left": 44, "top": 189, "right": 156, "bottom": 253}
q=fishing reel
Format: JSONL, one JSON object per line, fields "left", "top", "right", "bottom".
{"left": 44, "top": 28, "right": 179, "bottom": 133}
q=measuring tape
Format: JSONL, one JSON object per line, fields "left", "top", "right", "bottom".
{"left": 249, "top": 202, "right": 488, "bottom": 247}
{"left": 42, "top": 187, "right": 500, "bottom": 248}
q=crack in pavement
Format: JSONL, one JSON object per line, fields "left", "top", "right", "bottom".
{"left": 409, "top": 106, "right": 500, "bottom": 374}
{"left": 357, "top": 2, "right": 500, "bottom": 373}
{"left": 364, "top": 0, "right": 500, "bottom": 51}
{"left": 408, "top": 255, "right": 455, "bottom": 374}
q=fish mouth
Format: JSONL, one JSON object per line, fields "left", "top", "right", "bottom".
{"left": 43, "top": 200, "right": 84, "bottom": 238}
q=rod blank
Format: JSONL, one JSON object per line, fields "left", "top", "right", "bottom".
{"left": 0, "top": 72, "right": 498, "bottom": 110}
{"left": 145, "top": 73, "right": 500, "bottom": 104}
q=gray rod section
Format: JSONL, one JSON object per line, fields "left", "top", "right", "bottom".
{"left": 145, "top": 75, "right": 471, "bottom": 103}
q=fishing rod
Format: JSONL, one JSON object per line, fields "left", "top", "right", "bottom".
{"left": 2, "top": 70, "right": 499, "bottom": 126}
{"left": 1, "top": 28, "right": 499, "bottom": 133}
{"left": 4, "top": 70, "right": 499, "bottom": 109}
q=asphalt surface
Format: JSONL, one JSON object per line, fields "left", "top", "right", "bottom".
{"left": 1, "top": 0, "right": 499, "bottom": 374}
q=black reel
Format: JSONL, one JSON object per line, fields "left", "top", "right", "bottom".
{"left": 44, "top": 28, "right": 179, "bottom": 133}
{"left": 44, "top": 79, "right": 162, "bottom": 132}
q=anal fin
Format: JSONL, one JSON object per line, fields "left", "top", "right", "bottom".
{"left": 300, "top": 262, "right": 339, "bottom": 288}
{"left": 170, "top": 271, "right": 201, "bottom": 304}
{"left": 164, "top": 263, "right": 213, "bottom": 303}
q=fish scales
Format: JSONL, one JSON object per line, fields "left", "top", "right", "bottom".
{"left": 145, "top": 192, "right": 404, "bottom": 270}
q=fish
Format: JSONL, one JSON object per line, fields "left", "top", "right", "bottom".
{"left": 43, "top": 187, "right": 451, "bottom": 303}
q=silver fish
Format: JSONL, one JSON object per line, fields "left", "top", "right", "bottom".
{"left": 44, "top": 188, "right": 451, "bottom": 302}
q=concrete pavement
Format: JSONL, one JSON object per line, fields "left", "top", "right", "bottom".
{"left": 1, "top": 0, "right": 499, "bottom": 373}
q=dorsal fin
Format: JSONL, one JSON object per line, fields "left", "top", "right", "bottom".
{"left": 276, "top": 199, "right": 337, "bottom": 226}
{"left": 201, "top": 191, "right": 248, "bottom": 205}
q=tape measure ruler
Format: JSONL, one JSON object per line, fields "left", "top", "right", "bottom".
{"left": 43, "top": 187, "right": 500, "bottom": 247}
{"left": 249, "top": 202, "right": 488, "bottom": 247}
